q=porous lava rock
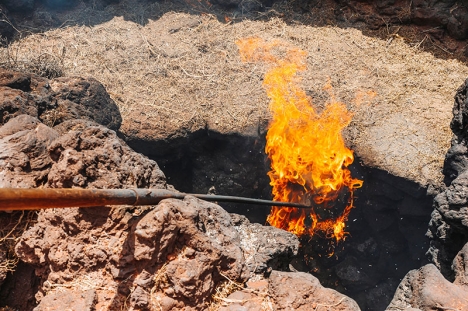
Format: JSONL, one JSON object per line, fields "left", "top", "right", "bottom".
{"left": 409, "top": 0, "right": 468, "bottom": 40}
{"left": 268, "top": 271, "right": 360, "bottom": 311}
{"left": 230, "top": 214, "right": 299, "bottom": 274}
{"left": 445, "top": 78, "right": 468, "bottom": 183}
{"left": 0, "top": 112, "right": 166, "bottom": 299}
{"left": 0, "top": 69, "right": 121, "bottom": 130}
{"left": 0, "top": 114, "right": 58, "bottom": 188}
{"left": 428, "top": 78, "right": 468, "bottom": 276}
{"left": 0, "top": 69, "right": 159, "bottom": 303}
{"left": 339, "top": 0, "right": 468, "bottom": 40}
{"left": 0, "top": 115, "right": 164, "bottom": 190}
{"left": 47, "top": 120, "right": 166, "bottom": 189}
{"left": 33, "top": 289, "right": 97, "bottom": 311}
{"left": 14, "top": 196, "right": 301, "bottom": 310}
{"left": 210, "top": 0, "right": 273, "bottom": 11}
{"left": 387, "top": 243, "right": 468, "bottom": 310}
{"left": 48, "top": 76, "right": 122, "bottom": 130}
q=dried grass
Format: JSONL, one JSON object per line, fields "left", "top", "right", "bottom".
{"left": 208, "top": 273, "right": 276, "bottom": 311}
{"left": 43, "top": 274, "right": 116, "bottom": 293}
{"left": 0, "top": 211, "right": 36, "bottom": 276}
{"left": 208, "top": 273, "right": 245, "bottom": 311}
{"left": 41, "top": 101, "right": 73, "bottom": 127}
{"left": 1, "top": 1, "right": 467, "bottom": 186}
{"left": 0, "top": 37, "right": 65, "bottom": 79}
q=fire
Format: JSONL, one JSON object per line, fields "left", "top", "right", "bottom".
{"left": 236, "top": 38, "right": 363, "bottom": 242}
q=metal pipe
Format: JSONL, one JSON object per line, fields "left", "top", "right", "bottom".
{"left": 0, "top": 188, "right": 310, "bottom": 211}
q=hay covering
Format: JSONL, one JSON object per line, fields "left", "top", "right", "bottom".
{"left": 2, "top": 1, "right": 468, "bottom": 186}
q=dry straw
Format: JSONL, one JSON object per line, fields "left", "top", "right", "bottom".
{"left": 1, "top": 1, "right": 467, "bottom": 187}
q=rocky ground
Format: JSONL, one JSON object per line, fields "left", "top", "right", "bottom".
{"left": 1, "top": 0, "right": 468, "bottom": 310}
{"left": 0, "top": 69, "right": 466, "bottom": 311}
{"left": 0, "top": 69, "right": 358, "bottom": 310}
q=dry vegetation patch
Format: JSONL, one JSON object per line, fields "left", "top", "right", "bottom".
{"left": 0, "top": 211, "right": 36, "bottom": 283}
{"left": 2, "top": 5, "right": 468, "bottom": 186}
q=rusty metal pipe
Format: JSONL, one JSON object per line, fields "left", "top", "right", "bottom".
{"left": 0, "top": 188, "right": 310, "bottom": 211}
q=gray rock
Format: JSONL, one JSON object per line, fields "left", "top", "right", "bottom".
{"left": 231, "top": 213, "right": 299, "bottom": 274}
{"left": 427, "top": 78, "right": 468, "bottom": 277}
{"left": 387, "top": 263, "right": 468, "bottom": 310}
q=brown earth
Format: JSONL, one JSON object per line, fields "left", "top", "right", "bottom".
{"left": 1, "top": 0, "right": 468, "bottom": 187}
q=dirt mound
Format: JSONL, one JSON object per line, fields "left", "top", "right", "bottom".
{"left": 2, "top": 4, "right": 468, "bottom": 187}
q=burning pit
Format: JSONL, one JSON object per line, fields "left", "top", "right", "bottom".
{"left": 128, "top": 119, "right": 434, "bottom": 311}
{"left": 126, "top": 34, "right": 435, "bottom": 311}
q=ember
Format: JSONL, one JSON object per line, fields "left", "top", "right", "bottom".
{"left": 236, "top": 37, "right": 363, "bottom": 242}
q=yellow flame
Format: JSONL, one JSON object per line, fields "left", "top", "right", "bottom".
{"left": 236, "top": 37, "right": 363, "bottom": 241}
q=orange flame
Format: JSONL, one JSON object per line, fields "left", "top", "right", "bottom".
{"left": 236, "top": 38, "right": 363, "bottom": 242}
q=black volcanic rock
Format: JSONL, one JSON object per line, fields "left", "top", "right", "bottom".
{"left": 444, "top": 78, "right": 468, "bottom": 183}
{"left": 411, "top": 0, "right": 456, "bottom": 26}
{"left": 447, "top": 5, "right": 468, "bottom": 40}
{"left": 48, "top": 76, "right": 122, "bottom": 131}
{"left": 427, "top": 172, "right": 468, "bottom": 277}
{"left": 211, "top": 0, "right": 273, "bottom": 11}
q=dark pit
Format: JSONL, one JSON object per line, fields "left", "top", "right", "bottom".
{"left": 125, "top": 130, "right": 434, "bottom": 311}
